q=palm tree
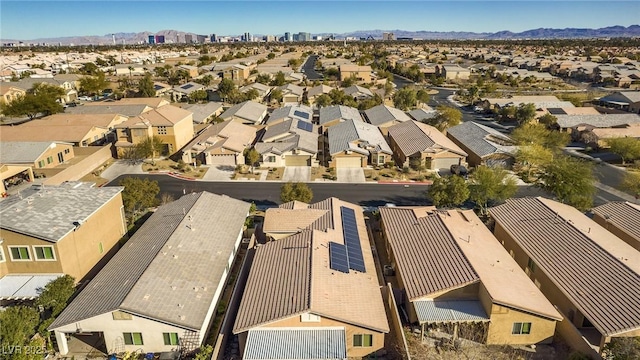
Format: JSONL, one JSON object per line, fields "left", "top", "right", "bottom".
{"left": 128, "top": 66, "right": 134, "bottom": 78}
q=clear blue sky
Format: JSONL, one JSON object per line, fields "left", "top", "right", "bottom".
{"left": 2, "top": 1, "right": 639, "bottom": 40}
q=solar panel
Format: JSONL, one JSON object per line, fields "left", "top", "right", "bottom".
{"left": 296, "top": 121, "right": 313, "bottom": 132}
{"left": 294, "top": 110, "right": 310, "bottom": 120}
{"left": 154, "top": 85, "right": 163, "bottom": 90}
{"left": 341, "top": 206, "right": 366, "bottom": 273}
{"left": 182, "top": 84, "right": 194, "bottom": 90}
{"left": 329, "top": 242, "right": 349, "bottom": 273}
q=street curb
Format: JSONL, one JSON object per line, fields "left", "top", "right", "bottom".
{"left": 377, "top": 181, "right": 432, "bottom": 186}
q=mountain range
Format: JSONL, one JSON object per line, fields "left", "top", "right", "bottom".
{"left": 3, "top": 25, "right": 640, "bottom": 45}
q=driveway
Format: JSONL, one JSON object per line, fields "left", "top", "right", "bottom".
{"left": 337, "top": 168, "right": 366, "bottom": 183}
{"left": 283, "top": 166, "right": 311, "bottom": 182}
{"left": 201, "top": 165, "right": 234, "bottom": 181}
{"left": 100, "top": 160, "right": 144, "bottom": 181}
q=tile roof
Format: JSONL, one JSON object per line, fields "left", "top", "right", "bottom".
{"left": 182, "top": 102, "right": 224, "bottom": 124}
{"left": 490, "top": 197, "right": 640, "bottom": 336}
{"left": 0, "top": 183, "right": 123, "bottom": 243}
{"left": 243, "top": 328, "right": 347, "bottom": 360}
{"left": 319, "top": 105, "right": 362, "bottom": 126}
{"left": 263, "top": 208, "right": 328, "bottom": 234}
{"left": 327, "top": 118, "right": 392, "bottom": 156}
{"left": 408, "top": 108, "right": 437, "bottom": 122}
{"left": 220, "top": 101, "right": 267, "bottom": 124}
{"left": 234, "top": 198, "right": 388, "bottom": 334}
{"left": 50, "top": 192, "right": 250, "bottom": 331}
{"left": 66, "top": 104, "right": 151, "bottom": 117}
{"left": 363, "top": 105, "right": 411, "bottom": 126}
{"left": 266, "top": 105, "right": 313, "bottom": 125}
{"left": 119, "top": 105, "right": 192, "bottom": 127}
{"left": 307, "top": 84, "right": 334, "bottom": 98}
{"left": 592, "top": 201, "right": 640, "bottom": 244}
{"left": 261, "top": 119, "right": 318, "bottom": 154}
{"left": 184, "top": 120, "right": 256, "bottom": 155}
{"left": 446, "top": 121, "right": 517, "bottom": 158}
{"left": 0, "top": 141, "right": 71, "bottom": 164}
{"left": 388, "top": 120, "right": 467, "bottom": 158}
{"left": 555, "top": 113, "right": 640, "bottom": 129}
{"left": 0, "top": 124, "right": 102, "bottom": 143}
{"left": 97, "top": 97, "right": 167, "bottom": 108}
{"left": 343, "top": 85, "right": 373, "bottom": 97}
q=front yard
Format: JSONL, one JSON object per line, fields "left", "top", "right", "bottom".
{"left": 364, "top": 166, "right": 436, "bottom": 183}
{"left": 233, "top": 165, "right": 262, "bottom": 180}
{"left": 141, "top": 159, "right": 209, "bottom": 179}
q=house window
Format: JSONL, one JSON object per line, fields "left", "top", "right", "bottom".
{"left": 377, "top": 155, "right": 385, "bottom": 165}
{"left": 300, "top": 313, "right": 321, "bottom": 322}
{"left": 0, "top": 246, "right": 5, "bottom": 263}
{"left": 527, "top": 258, "right": 537, "bottom": 273}
{"left": 112, "top": 311, "right": 132, "bottom": 320}
{"left": 33, "top": 246, "right": 56, "bottom": 261}
{"left": 512, "top": 322, "right": 532, "bottom": 335}
{"left": 9, "top": 246, "right": 31, "bottom": 261}
{"left": 64, "top": 148, "right": 70, "bottom": 154}
{"left": 157, "top": 126, "right": 167, "bottom": 135}
{"left": 163, "top": 333, "right": 179, "bottom": 346}
{"left": 353, "top": 334, "right": 373, "bottom": 347}
{"left": 266, "top": 155, "right": 276, "bottom": 162}
{"left": 47, "top": 156, "right": 53, "bottom": 164}
{"left": 38, "top": 160, "right": 46, "bottom": 168}
{"left": 123, "top": 333, "right": 144, "bottom": 345}
{"left": 99, "top": 242, "right": 104, "bottom": 254}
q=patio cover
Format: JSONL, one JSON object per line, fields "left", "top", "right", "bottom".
{"left": 414, "top": 299, "right": 490, "bottom": 324}
{"left": 0, "top": 274, "right": 64, "bottom": 300}
{"left": 244, "top": 328, "right": 347, "bottom": 360}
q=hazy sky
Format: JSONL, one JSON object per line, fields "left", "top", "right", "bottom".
{"left": 2, "top": 1, "right": 639, "bottom": 40}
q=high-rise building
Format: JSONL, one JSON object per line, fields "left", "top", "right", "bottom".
{"left": 184, "top": 34, "right": 193, "bottom": 44}
{"left": 382, "top": 32, "right": 395, "bottom": 41}
{"left": 264, "top": 35, "right": 276, "bottom": 42}
{"left": 284, "top": 32, "right": 291, "bottom": 42}
{"left": 297, "top": 32, "right": 311, "bottom": 42}
{"left": 197, "top": 35, "right": 207, "bottom": 43}
{"left": 210, "top": 34, "right": 218, "bottom": 43}
{"left": 243, "top": 32, "right": 251, "bottom": 42}
{"left": 148, "top": 35, "right": 155, "bottom": 44}
{"left": 155, "top": 35, "right": 165, "bottom": 44}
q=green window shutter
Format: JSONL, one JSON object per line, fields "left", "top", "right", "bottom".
{"left": 363, "top": 334, "right": 373, "bottom": 347}
{"left": 133, "top": 333, "right": 143, "bottom": 345}
{"left": 163, "top": 333, "right": 170, "bottom": 345}
{"left": 11, "top": 248, "right": 20, "bottom": 259}
{"left": 36, "top": 247, "right": 44, "bottom": 259}
{"left": 522, "top": 323, "right": 531, "bottom": 334}
{"left": 170, "top": 333, "right": 179, "bottom": 345}
{"left": 512, "top": 322, "right": 522, "bottom": 334}
{"left": 124, "top": 333, "right": 133, "bottom": 345}
{"left": 99, "top": 242, "right": 104, "bottom": 254}
{"left": 353, "top": 334, "right": 362, "bottom": 346}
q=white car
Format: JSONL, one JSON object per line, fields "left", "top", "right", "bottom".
{"left": 78, "top": 96, "right": 92, "bottom": 101}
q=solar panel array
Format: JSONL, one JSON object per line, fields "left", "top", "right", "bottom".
{"left": 294, "top": 110, "right": 310, "bottom": 120}
{"left": 182, "top": 84, "right": 194, "bottom": 90}
{"left": 329, "top": 242, "right": 349, "bottom": 273}
{"left": 296, "top": 121, "right": 313, "bottom": 132}
{"left": 341, "top": 206, "right": 366, "bottom": 273}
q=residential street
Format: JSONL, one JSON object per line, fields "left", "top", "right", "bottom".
{"left": 106, "top": 174, "right": 628, "bottom": 209}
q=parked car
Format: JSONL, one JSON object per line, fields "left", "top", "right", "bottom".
{"left": 78, "top": 96, "right": 92, "bottom": 101}
{"left": 450, "top": 164, "right": 468, "bottom": 178}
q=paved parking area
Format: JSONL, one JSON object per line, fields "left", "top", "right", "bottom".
{"left": 283, "top": 166, "right": 311, "bottom": 182}
{"left": 337, "top": 168, "right": 366, "bottom": 183}
{"left": 202, "top": 165, "right": 235, "bottom": 181}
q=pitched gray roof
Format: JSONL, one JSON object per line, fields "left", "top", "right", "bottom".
{"left": 244, "top": 328, "right": 347, "bottom": 360}
{"left": 327, "top": 118, "right": 391, "bottom": 156}
{"left": 592, "top": 202, "right": 640, "bottom": 243}
{"left": 182, "top": 102, "right": 224, "bottom": 124}
{"left": 363, "top": 105, "right": 411, "bottom": 126}
{"left": 50, "top": 192, "right": 250, "bottom": 331}
{"left": 66, "top": 104, "right": 148, "bottom": 117}
{"left": 555, "top": 113, "right": 640, "bottom": 129}
{"left": 261, "top": 119, "right": 318, "bottom": 154}
{"left": 0, "top": 183, "right": 123, "bottom": 243}
{"left": 388, "top": 120, "right": 467, "bottom": 157}
{"left": 265, "top": 105, "right": 313, "bottom": 125}
{"left": 446, "top": 121, "right": 517, "bottom": 158}
{"left": 0, "top": 141, "right": 71, "bottom": 164}
{"left": 408, "top": 108, "right": 437, "bottom": 122}
{"left": 319, "top": 105, "right": 362, "bottom": 126}
{"left": 490, "top": 197, "right": 640, "bottom": 336}
{"left": 220, "top": 101, "right": 267, "bottom": 124}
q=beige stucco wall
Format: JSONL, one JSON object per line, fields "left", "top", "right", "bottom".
{"left": 43, "top": 145, "right": 112, "bottom": 186}
{"left": 33, "top": 143, "right": 75, "bottom": 169}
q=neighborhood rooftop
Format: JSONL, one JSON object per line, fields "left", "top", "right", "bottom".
{"left": 328, "top": 118, "right": 392, "bottom": 156}
{"left": 0, "top": 141, "right": 73, "bottom": 164}
{"left": 446, "top": 121, "right": 517, "bottom": 157}
{"left": 592, "top": 201, "right": 640, "bottom": 244}
{"left": 50, "top": 192, "right": 250, "bottom": 331}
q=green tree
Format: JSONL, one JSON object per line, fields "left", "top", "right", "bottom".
{"left": 138, "top": 73, "right": 156, "bottom": 97}
{"left": 36, "top": 274, "right": 75, "bottom": 318}
{"left": 538, "top": 113, "right": 558, "bottom": 128}
{"left": 538, "top": 155, "right": 595, "bottom": 211}
{"left": 393, "top": 87, "right": 418, "bottom": 111}
{"left": 416, "top": 89, "right": 430, "bottom": 104}
{"left": 255, "top": 73, "right": 271, "bottom": 85}
{"left": 119, "top": 177, "right": 160, "bottom": 219}
{"left": 269, "top": 88, "right": 283, "bottom": 104}
{"left": 195, "top": 74, "right": 213, "bottom": 87}
{"left": 0, "top": 306, "right": 40, "bottom": 360}
{"left": 341, "top": 76, "right": 356, "bottom": 88}
{"left": 606, "top": 137, "right": 640, "bottom": 165}
{"left": 269, "top": 71, "right": 286, "bottom": 86}
{"left": 427, "top": 175, "right": 470, "bottom": 207}
{"left": 428, "top": 105, "right": 462, "bottom": 131}
{"left": 315, "top": 94, "right": 332, "bottom": 108}
{"left": 244, "top": 88, "right": 260, "bottom": 101}
{"left": 79, "top": 72, "right": 109, "bottom": 96}
{"left": 325, "top": 68, "right": 340, "bottom": 80}
{"left": 189, "top": 89, "right": 208, "bottom": 103}
{"left": 497, "top": 106, "right": 517, "bottom": 122}
{"left": 602, "top": 337, "right": 640, "bottom": 360}
{"left": 79, "top": 62, "right": 99, "bottom": 75}
{"left": 1, "top": 83, "right": 65, "bottom": 119}
{"left": 280, "top": 182, "right": 313, "bottom": 203}
{"left": 621, "top": 171, "right": 640, "bottom": 198}
{"left": 515, "top": 144, "right": 554, "bottom": 181}
{"left": 511, "top": 122, "right": 569, "bottom": 150}
{"left": 135, "top": 135, "right": 165, "bottom": 164}
{"left": 266, "top": 52, "right": 276, "bottom": 59}
{"left": 194, "top": 345, "right": 214, "bottom": 360}
{"left": 468, "top": 166, "right": 517, "bottom": 215}
{"left": 244, "top": 148, "right": 261, "bottom": 173}
{"left": 217, "top": 78, "right": 236, "bottom": 100}
{"left": 514, "top": 103, "right": 537, "bottom": 124}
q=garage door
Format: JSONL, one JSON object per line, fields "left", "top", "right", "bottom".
{"left": 208, "top": 154, "right": 236, "bottom": 166}
{"left": 285, "top": 155, "right": 311, "bottom": 166}
{"left": 432, "top": 157, "right": 461, "bottom": 170}
{"left": 335, "top": 156, "right": 362, "bottom": 168}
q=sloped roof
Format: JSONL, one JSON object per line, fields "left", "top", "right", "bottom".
{"left": 184, "top": 120, "right": 256, "bottom": 155}
{"left": 319, "top": 105, "right": 362, "bottom": 126}
{"left": 592, "top": 201, "right": 640, "bottom": 244}
{"left": 327, "top": 118, "right": 391, "bottom": 156}
{"left": 119, "top": 105, "right": 192, "bottom": 128}
{"left": 0, "top": 141, "right": 72, "bottom": 164}
{"left": 50, "top": 192, "right": 249, "bottom": 331}
{"left": 66, "top": 104, "right": 151, "bottom": 117}
{"left": 266, "top": 105, "right": 313, "bottom": 125}
{"left": 446, "top": 121, "right": 517, "bottom": 158}
{"left": 244, "top": 328, "right": 346, "bottom": 360}
{"left": 388, "top": 120, "right": 467, "bottom": 157}
{"left": 182, "top": 102, "right": 224, "bottom": 124}
{"left": 555, "top": 113, "right": 640, "bottom": 129}
{"left": 364, "top": 105, "right": 411, "bottom": 126}
{"left": 220, "top": 101, "right": 267, "bottom": 124}
{"left": 261, "top": 119, "right": 318, "bottom": 154}
{"left": 343, "top": 85, "right": 373, "bottom": 97}
{"left": 490, "top": 197, "right": 640, "bottom": 336}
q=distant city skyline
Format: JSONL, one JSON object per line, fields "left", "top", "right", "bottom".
{"left": 1, "top": 1, "right": 639, "bottom": 40}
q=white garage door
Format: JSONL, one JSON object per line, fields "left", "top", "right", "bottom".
{"left": 335, "top": 157, "right": 362, "bottom": 168}
{"left": 285, "top": 155, "right": 311, "bottom": 166}
{"left": 433, "top": 157, "right": 461, "bottom": 170}
{"left": 208, "top": 154, "right": 236, "bottom": 166}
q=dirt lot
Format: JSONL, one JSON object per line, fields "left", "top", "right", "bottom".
{"left": 264, "top": 167, "right": 284, "bottom": 180}
{"left": 142, "top": 159, "right": 209, "bottom": 179}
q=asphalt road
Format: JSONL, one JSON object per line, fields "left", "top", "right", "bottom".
{"left": 107, "top": 174, "right": 626, "bottom": 209}
{"left": 301, "top": 55, "right": 323, "bottom": 80}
